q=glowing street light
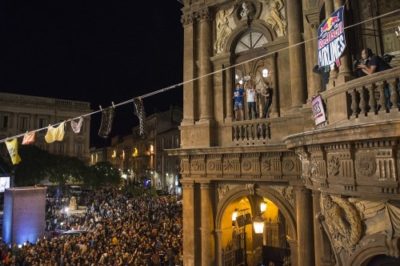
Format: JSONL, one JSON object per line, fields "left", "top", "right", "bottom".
{"left": 260, "top": 202, "right": 267, "bottom": 213}
{"left": 231, "top": 209, "right": 238, "bottom": 222}
{"left": 253, "top": 215, "right": 264, "bottom": 234}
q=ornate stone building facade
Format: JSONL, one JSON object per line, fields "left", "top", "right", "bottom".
{"left": 0, "top": 92, "right": 91, "bottom": 161}
{"left": 171, "top": 0, "right": 400, "bottom": 265}
{"left": 92, "top": 107, "right": 182, "bottom": 190}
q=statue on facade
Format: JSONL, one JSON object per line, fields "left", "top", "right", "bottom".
{"left": 214, "top": 8, "right": 234, "bottom": 54}
{"left": 264, "top": 0, "right": 287, "bottom": 36}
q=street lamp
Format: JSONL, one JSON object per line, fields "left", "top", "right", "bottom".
{"left": 260, "top": 202, "right": 267, "bottom": 213}
{"left": 232, "top": 209, "right": 238, "bottom": 223}
{"left": 253, "top": 215, "right": 264, "bottom": 234}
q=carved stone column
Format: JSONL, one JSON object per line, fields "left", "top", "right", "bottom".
{"left": 303, "top": 6, "right": 322, "bottom": 98}
{"left": 295, "top": 186, "right": 315, "bottom": 266}
{"left": 271, "top": 53, "right": 279, "bottom": 117}
{"left": 287, "top": 0, "right": 306, "bottom": 108}
{"left": 312, "top": 191, "right": 324, "bottom": 265}
{"left": 198, "top": 8, "right": 213, "bottom": 122}
{"left": 200, "top": 182, "right": 213, "bottom": 266}
{"left": 313, "top": 191, "right": 335, "bottom": 265}
{"left": 215, "top": 229, "right": 223, "bottom": 266}
{"left": 181, "top": 12, "right": 196, "bottom": 125}
{"left": 333, "top": 0, "right": 352, "bottom": 84}
{"left": 182, "top": 180, "right": 196, "bottom": 266}
{"left": 225, "top": 64, "right": 233, "bottom": 121}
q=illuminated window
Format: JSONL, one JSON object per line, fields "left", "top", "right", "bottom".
{"left": 112, "top": 150, "right": 117, "bottom": 158}
{"left": 150, "top": 144, "right": 154, "bottom": 154}
{"left": 235, "top": 31, "right": 268, "bottom": 54}
{"left": 132, "top": 148, "right": 138, "bottom": 157}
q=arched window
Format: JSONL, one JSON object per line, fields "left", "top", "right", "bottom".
{"left": 235, "top": 31, "right": 268, "bottom": 54}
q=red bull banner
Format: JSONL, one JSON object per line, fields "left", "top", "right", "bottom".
{"left": 318, "top": 6, "right": 346, "bottom": 67}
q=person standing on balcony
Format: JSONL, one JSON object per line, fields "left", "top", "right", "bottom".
{"left": 246, "top": 81, "right": 257, "bottom": 119}
{"left": 357, "top": 48, "right": 391, "bottom": 75}
{"left": 233, "top": 83, "right": 245, "bottom": 121}
{"left": 262, "top": 84, "right": 273, "bottom": 118}
{"left": 357, "top": 48, "right": 392, "bottom": 109}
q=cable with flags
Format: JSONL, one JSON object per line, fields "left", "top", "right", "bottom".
{"left": 0, "top": 7, "right": 399, "bottom": 165}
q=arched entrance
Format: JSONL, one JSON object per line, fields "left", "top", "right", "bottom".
{"left": 216, "top": 186, "right": 296, "bottom": 266}
{"left": 365, "top": 255, "right": 400, "bottom": 266}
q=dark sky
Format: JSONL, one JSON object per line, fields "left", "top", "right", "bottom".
{"left": 0, "top": 1, "right": 184, "bottom": 147}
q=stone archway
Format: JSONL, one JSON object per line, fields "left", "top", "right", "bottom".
{"left": 215, "top": 184, "right": 297, "bottom": 265}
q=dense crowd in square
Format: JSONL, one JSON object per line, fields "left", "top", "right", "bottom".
{"left": 0, "top": 187, "right": 183, "bottom": 265}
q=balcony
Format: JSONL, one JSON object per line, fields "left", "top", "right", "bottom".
{"left": 323, "top": 67, "right": 400, "bottom": 126}
{"left": 231, "top": 119, "right": 271, "bottom": 146}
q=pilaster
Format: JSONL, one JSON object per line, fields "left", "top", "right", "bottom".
{"left": 181, "top": 180, "right": 196, "bottom": 266}
{"left": 181, "top": 12, "right": 196, "bottom": 125}
{"left": 295, "top": 186, "right": 315, "bottom": 266}
{"left": 200, "top": 181, "right": 214, "bottom": 266}
{"left": 287, "top": 0, "right": 306, "bottom": 108}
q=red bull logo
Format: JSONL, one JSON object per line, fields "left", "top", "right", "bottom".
{"left": 320, "top": 15, "right": 340, "bottom": 33}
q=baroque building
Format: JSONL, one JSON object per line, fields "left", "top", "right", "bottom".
{"left": 92, "top": 107, "right": 182, "bottom": 191}
{"left": 0, "top": 92, "right": 91, "bottom": 161}
{"left": 171, "top": 0, "right": 400, "bottom": 265}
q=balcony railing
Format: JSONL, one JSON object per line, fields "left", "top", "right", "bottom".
{"left": 323, "top": 67, "right": 400, "bottom": 125}
{"left": 232, "top": 119, "right": 270, "bottom": 146}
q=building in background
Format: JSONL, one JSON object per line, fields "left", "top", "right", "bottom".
{"left": 0, "top": 92, "right": 91, "bottom": 162}
{"left": 90, "top": 106, "right": 182, "bottom": 192}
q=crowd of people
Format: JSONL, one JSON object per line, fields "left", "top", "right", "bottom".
{"left": 0, "top": 188, "right": 183, "bottom": 265}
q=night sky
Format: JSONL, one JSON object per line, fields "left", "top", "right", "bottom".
{"left": 0, "top": 1, "right": 184, "bottom": 147}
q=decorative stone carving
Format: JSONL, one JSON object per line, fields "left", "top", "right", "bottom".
{"left": 355, "top": 154, "right": 377, "bottom": 177}
{"left": 181, "top": 12, "right": 195, "bottom": 25}
{"left": 246, "top": 183, "right": 255, "bottom": 195}
{"left": 218, "top": 184, "right": 230, "bottom": 201}
{"left": 270, "top": 185, "right": 295, "bottom": 208}
{"left": 327, "top": 155, "right": 340, "bottom": 176}
{"left": 180, "top": 157, "right": 190, "bottom": 174}
{"left": 261, "top": 0, "right": 287, "bottom": 36}
{"left": 242, "top": 159, "right": 252, "bottom": 171}
{"left": 196, "top": 8, "right": 210, "bottom": 21}
{"left": 214, "top": 7, "right": 234, "bottom": 54}
{"left": 261, "top": 158, "right": 271, "bottom": 172}
{"left": 190, "top": 156, "right": 205, "bottom": 174}
{"left": 223, "top": 155, "right": 240, "bottom": 174}
{"left": 282, "top": 158, "right": 294, "bottom": 172}
{"left": 239, "top": 1, "right": 255, "bottom": 21}
{"left": 320, "top": 194, "right": 362, "bottom": 252}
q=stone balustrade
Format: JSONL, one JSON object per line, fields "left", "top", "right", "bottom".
{"left": 232, "top": 119, "right": 270, "bottom": 146}
{"left": 323, "top": 67, "right": 400, "bottom": 125}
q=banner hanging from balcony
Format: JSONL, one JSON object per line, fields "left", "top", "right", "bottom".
{"left": 317, "top": 6, "right": 346, "bottom": 67}
{"left": 311, "top": 95, "right": 326, "bottom": 126}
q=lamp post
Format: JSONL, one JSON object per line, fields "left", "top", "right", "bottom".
{"left": 231, "top": 209, "right": 250, "bottom": 266}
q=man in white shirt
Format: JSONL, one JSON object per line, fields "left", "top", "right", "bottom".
{"left": 245, "top": 82, "right": 257, "bottom": 119}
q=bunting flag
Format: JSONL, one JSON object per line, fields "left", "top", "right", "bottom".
{"left": 22, "top": 131, "right": 36, "bottom": 145}
{"left": 71, "top": 117, "right": 84, "bottom": 134}
{"left": 133, "top": 98, "right": 146, "bottom": 136}
{"left": 45, "top": 122, "right": 66, "bottom": 143}
{"left": 5, "top": 138, "right": 21, "bottom": 165}
{"left": 98, "top": 107, "right": 115, "bottom": 138}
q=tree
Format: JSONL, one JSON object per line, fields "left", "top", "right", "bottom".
{"left": 87, "top": 161, "right": 121, "bottom": 188}
{"left": 15, "top": 146, "right": 88, "bottom": 186}
{"left": 14, "top": 145, "right": 52, "bottom": 186}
